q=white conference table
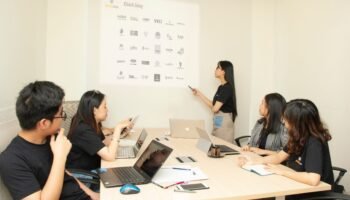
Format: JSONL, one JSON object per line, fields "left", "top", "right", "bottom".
{"left": 100, "top": 128, "right": 331, "bottom": 200}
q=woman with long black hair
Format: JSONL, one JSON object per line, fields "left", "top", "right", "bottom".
{"left": 242, "top": 93, "right": 288, "bottom": 155}
{"left": 191, "top": 60, "right": 237, "bottom": 143}
{"left": 67, "top": 90, "right": 132, "bottom": 171}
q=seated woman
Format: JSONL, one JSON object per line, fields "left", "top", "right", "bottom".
{"left": 242, "top": 93, "right": 288, "bottom": 155}
{"left": 238, "top": 99, "right": 334, "bottom": 199}
{"left": 66, "top": 90, "right": 132, "bottom": 171}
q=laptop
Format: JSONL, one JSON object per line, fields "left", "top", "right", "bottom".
{"left": 116, "top": 129, "right": 148, "bottom": 159}
{"left": 196, "top": 127, "right": 239, "bottom": 155}
{"left": 99, "top": 140, "right": 173, "bottom": 187}
{"left": 169, "top": 119, "right": 205, "bottom": 139}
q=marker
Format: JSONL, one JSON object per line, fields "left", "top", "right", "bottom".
{"left": 164, "top": 181, "right": 185, "bottom": 189}
{"left": 155, "top": 137, "right": 160, "bottom": 141}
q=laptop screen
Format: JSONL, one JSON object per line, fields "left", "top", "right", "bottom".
{"left": 135, "top": 129, "right": 148, "bottom": 149}
{"left": 134, "top": 140, "right": 173, "bottom": 178}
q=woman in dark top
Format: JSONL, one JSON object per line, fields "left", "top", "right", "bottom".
{"left": 191, "top": 60, "right": 237, "bottom": 143}
{"left": 238, "top": 99, "right": 334, "bottom": 199}
{"left": 242, "top": 93, "right": 288, "bottom": 155}
{"left": 67, "top": 90, "right": 132, "bottom": 171}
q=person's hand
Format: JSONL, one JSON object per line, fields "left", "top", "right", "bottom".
{"left": 249, "top": 147, "right": 265, "bottom": 155}
{"left": 113, "top": 119, "right": 133, "bottom": 139}
{"left": 50, "top": 128, "right": 72, "bottom": 159}
{"left": 241, "top": 145, "right": 250, "bottom": 151}
{"left": 265, "top": 163, "right": 285, "bottom": 175}
{"left": 192, "top": 88, "right": 200, "bottom": 96}
{"left": 237, "top": 156, "right": 251, "bottom": 167}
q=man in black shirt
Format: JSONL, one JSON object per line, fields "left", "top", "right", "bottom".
{"left": 0, "top": 81, "right": 98, "bottom": 199}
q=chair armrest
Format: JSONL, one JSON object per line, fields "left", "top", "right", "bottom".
{"left": 234, "top": 135, "right": 251, "bottom": 147}
{"left": 333, "top": 166, "right": 347, "bottom": 185}
{"left": 67, "top": 168, "right": 100, "bottom": 179}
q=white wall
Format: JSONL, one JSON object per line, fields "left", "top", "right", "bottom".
{"left": 0, "top": 0, "right": 47, "bottom": 197}
{"left": 273, "top": 0, "right": 350, "bottom": 190}
{"left": 46, "top": 0, "right": 88, "bottom": 101}
{"left": 47, "top": 0, "right": 253, "bottom": 136}
{"left": 250, "top": 0, "right": 350, "bottom": 190}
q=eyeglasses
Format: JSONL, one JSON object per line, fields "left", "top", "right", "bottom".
{"left": 53, "top": 111, "right": 67, "bottom": 121}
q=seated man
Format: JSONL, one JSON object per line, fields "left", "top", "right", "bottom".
{"left": 0, "top": 81, "right": 98, "bottom": 200}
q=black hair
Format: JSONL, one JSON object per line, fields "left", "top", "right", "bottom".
{"left": 68, "top": 90, "right": 105, "bottom": 138}
{"left": 16, "top": 81, "right": 65, "bottom": 130}
{"left": 284, "top": 99, "right": 331, "bottom": 155}
{"left": 261, "top": 93, "right": 286, "bottom": 133}
{"left": 218, "top": 60, "right": 237, "bottom": 122}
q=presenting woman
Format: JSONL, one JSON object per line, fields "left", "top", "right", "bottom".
{"left": 191, "top": 60, "right": 237, "bottom": 143}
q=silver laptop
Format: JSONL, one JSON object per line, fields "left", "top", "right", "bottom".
{"left": 99, "top": 140, "right": 173, "bottom": 187}
{"left": 169, "top": 119, "right": 205, "bottom": 139}
{"left": 196, "top": 128, "right": 239, "bottom": 155}
{"left": 117, "top": 129, "right": 148, "bottom": 159}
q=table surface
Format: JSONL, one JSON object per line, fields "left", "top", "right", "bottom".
{"left": 100, "top": 128, "right": 331, "bottom": 200}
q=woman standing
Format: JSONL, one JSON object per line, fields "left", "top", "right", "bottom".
{"left": 192, "top": 60, "right": 237, "bottom": 143}
{"left": 242, "top": 93, "right": 288, "bottom": 155}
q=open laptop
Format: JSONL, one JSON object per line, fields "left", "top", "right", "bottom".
{"left": 99, "top": 140, "right": 173, "bottom": 187}
{"left": 196, "top": 127, "right": 239, "bottom": 155}
{"left": 116, "top": 129, "right": 148, "bottom": 159}
{"left": 169, "top": 119, "right": 205, "bottom": 139}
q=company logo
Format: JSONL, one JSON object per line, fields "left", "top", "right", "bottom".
{"left": 154, "top": 74, "right": 161, "bottom": 82}
{"left": 177, "top": 48, "right": 184, "bottom": 55}
{"left": 154, "top": 19, "right": 162, "bottom": 24}
{"left": 117, "top": 15, "right": 127, "bottom": 20}
{"left": 130, "top": 16, "right": 138, "bottom": 21}
{"left": 130, "top": 59, "right": 137, "bottom": 65}
{"left": 130, "top": 46, "right": 138, "bottom": 50}
{"left": 141, "top": 60, "right": 150, "bottom": 65}
{"left": 130, "top": 30, "right": 138, "bottom": 36}
{"left": 154, "top": 45, "right": 161, "bottom": 54}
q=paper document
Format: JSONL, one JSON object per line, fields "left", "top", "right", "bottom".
{"left": 242, "top": 164, "right": 274, "bottom": 176}
{"left": 152, "top": 165, "right": 208, "bottom": 187}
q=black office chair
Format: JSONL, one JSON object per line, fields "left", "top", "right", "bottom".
{"left": 298, "top": 193, "right": 350, "bottom": 200}
{"left": 234, "top": 135, "right": 251, "bottom": 147}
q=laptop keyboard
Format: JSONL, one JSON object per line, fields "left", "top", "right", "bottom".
{"left": 117, "top": 147, "right": 135, "bottom": 158}
{"left": 112, "top": 167, "right": 145, "bottom": 183}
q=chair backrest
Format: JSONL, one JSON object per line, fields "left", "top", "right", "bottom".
{"left": 61, "top": 101, "right": 79, "bottom": 135}
{"left": 0, "top": 120, "right": 20, "bottom": 199}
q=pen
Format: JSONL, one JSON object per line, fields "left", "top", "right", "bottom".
{"left": 172, "top": 167, "right": 191, "bottom": 171}
{"left": 164, "top": 181, "right": 185, "bottom": 189}
{"left": 155, "top": 137, "right": 160, "bottom": 141}
{"left": 174, "top": 189, "right": 196, "bottom": 193}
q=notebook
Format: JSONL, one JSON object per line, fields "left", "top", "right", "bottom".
{"left": 242, "top": 164, "right": 274, "bottom": 176}
{"left": 99, "top": 140, "right": 173, "bottom": 187}
{"left": 116, "top": 129, "right": 148, "bottom": 159}
{"left": 196, "top": 127, "right": 240, "bottom": 155}
{"left": 169, "top": 119, "right": 205, "bottom": 139}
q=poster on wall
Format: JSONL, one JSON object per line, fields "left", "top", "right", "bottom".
{"left": 99, "top": 0, "right": 199, "bottom": 87}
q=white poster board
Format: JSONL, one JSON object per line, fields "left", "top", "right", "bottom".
{"left": 99, "top": 0, "right": 199, "bottom": 87}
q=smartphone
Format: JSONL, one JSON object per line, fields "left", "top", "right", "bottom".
{"left": 188, "top": 85, "right": 193, "bottom": 90}
{"left": 176, "top": 183, "right": 209, "bottom": 191}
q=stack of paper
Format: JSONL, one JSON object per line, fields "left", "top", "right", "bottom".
{"left": 152, "top": 165, "right": 208, "bottom": 188}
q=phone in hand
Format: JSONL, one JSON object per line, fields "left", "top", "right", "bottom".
{"left": 176, "top": 183, "right": 209, "bottom": 191}
{"left": 120, "top": 115, "right": 139, "bottom": 138}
